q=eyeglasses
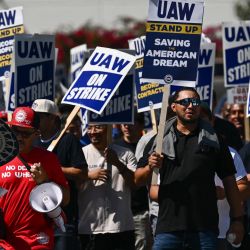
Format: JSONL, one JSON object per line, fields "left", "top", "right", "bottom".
{"left": 11, "top": 127, "right": 36, "bottom": 138}
{"left": 174, "top": 98, "right": 201, "bottom": 107}
{"left": 87, "top": 125, "right": 106, "bottom": 132}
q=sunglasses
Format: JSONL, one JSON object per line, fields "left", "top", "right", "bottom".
{"left": 174, "top": 98, "right": 201, "bottom": 107}
{"left": 11, "top": 127, "right": 36, "bottom": 138}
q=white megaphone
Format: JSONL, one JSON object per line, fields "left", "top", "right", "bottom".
{"left": 29, "top": 182, "right": 66, "bottom": 232}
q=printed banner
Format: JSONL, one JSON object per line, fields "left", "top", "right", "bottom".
{"left": 88, "top": 74, "right": 134, "bottom": 124}
{"left": 70, "top": 44, "right": 87, "bottom": 83}
{"left": 228, "top": 86, "right": 248, "bottom": 104}
{"left": 222, "top": 21, "right": 250, "bottom": 87}
{"left": 170, "top": 42, "right": 216, "bottom": 108}
{"left": 14, "top": 34, "right": 55, "bottom": 107}
{"left": 129, "top": 36, "right": 164, "bottom": 112}
{"left": 0, "top": 6, "right": 24, "bottom": 80}
{"left": 141, "top": 0, "right": 204, "bottom": 86}
{"left": 195, "top": 42, "right": 215, "bottom": 109}
{"left": 62, "top": 47, "right": 135, "bottom": 114}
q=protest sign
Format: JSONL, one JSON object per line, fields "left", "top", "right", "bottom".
{"left": 62, "top": 46, "right": 135, "bottom": 114}
{"left": 228, "top": 86, "right": 248, "bottom": 104}
{"left": 70, "top": 44, "right": 87, "bottom": 83}
{"left": 0, "top": 7, "right": 24, "bottom": 80}
{"left": 88, "top": 74, "right": 134, "bottom": 124}
{"left": 142, "top": 0, "right": 204, "bottom": 86}
{"left": 222, "top": 21, "right": 250, "bottom": 87}
{"left": 169, "top": 42, "right": 215, "bottom": 108}
{"left": 196, "top": 42, "right": 215, "bottom": 108}
{"left": 129, "top": 36, "right": 164, "bottom": 112}
{"left": 14, "top": 34, "right": 55, "bottom": 107}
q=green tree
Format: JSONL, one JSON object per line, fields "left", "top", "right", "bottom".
{"left": 235, "top": 0, "right": 250, "bottom": 20}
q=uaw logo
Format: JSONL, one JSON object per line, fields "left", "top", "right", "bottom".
{"left": 164, "top": 75, "right": 173, "bottom": 84}
{"left": 15, "top": 109, "right": 27, "bottom": 123}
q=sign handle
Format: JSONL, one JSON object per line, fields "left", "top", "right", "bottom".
{"left": 149, "top": 103, "right": 158, "bottom": 134}
{"left": 47, "top": 106, "right": 81, "bottom": 152}
{"left": 244, "top": 105, "right": 250, "bottom": 142}
{"left": 151, "top": 84, "right": 169, "bottom": 185}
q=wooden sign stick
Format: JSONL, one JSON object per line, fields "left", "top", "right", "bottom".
{"left": 244, "top": 105, "right": 250, "bottom": 142}
{"left": 151, "top": 84, "right": 169, "bottom": 185}
{"left": 47, "top": 106, "right": 81, "bottom": 152}
{"left": 149, "top": 102, "right": 158, "bottom": 134}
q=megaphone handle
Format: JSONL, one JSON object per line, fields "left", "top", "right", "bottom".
{"left": 18, "top": 155, "right": 31, "bottom": 172}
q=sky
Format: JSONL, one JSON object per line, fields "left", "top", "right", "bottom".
{"left": 1, "top": 0, "right": 240, "bottom": 34}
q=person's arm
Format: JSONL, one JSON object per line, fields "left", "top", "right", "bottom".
{"left": 222, "top": 175, "right": 245, "bottom": 245}
{"left": 30, "top": 162, "right": 70, "bottom": 206}
{"left": 104, "top": 147, "right": 135, "bottom": 187}
{"left": 236, "top": 176, "right": 250, "bottom": 201}
{"left": 149, "top": 185, "right": 159, "bottom": 202}
{"left": 135, "top": 152, "right": 163, "bottom": 186}
{"left": 62, "top": 167, "right": 88, "bottom": 181}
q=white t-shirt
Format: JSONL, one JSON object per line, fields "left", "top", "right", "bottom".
{"left": 215, "top": 146, "right": 247, "bottom": 239}
{"left": 78, "top": 143, "right": 137, "bottom": 234}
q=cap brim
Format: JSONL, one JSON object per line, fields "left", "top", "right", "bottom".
{"left": 6, "top": 121, "right": 34, "bottom": 129}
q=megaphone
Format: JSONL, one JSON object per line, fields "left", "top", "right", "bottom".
{"left": 29, "top": 182, "right": 66, "bottom": 232}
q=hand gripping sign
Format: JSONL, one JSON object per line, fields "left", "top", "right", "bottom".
{"left": 62, "top": 47, "right": 136, "bottom": 115}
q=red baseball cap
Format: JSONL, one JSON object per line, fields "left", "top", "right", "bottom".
{"left": 7, "top": 107, "right": 38, "bottom": 129}
{"left": 0, "top": 111, "right": 7, "bottom": 120}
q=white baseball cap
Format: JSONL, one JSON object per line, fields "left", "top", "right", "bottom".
{"left": 32, "top": 99, "right": 59, "bottom": 115}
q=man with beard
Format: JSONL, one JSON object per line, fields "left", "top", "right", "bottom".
{"left": 135, "top": 87, "right": 244, "bottom": 250}
{"left": 78, "top": 124, "right": 137, "bottom": 250}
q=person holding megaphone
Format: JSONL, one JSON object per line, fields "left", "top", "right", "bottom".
{"left": 0, "top": 107, "right": 69, "bottom": 250}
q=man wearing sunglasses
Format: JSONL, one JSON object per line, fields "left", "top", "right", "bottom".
{"left": 135, "top": 87, "right": 244, "bottom": 250}
{"left": 0, "top": 107, "right": 69, "bottom": 250}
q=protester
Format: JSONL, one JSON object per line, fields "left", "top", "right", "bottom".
{"left": 78, "top": 124, "right": 137, "bottom": 250}
{"left": 228, "top": 104, "right": 246, "bottom": 143}
{"left": 116, "top": 111, "right": 152, "bottom": 250}
{"left": 212, "top": 91, "right": 243, "bottom": 151}
{"left": 0, "top": 107, "right": 69, "bottom": 250}
{"left": 32, "top": 99, "right": 88, "bottom": 250}
{"left": 135, "top": 87, "right": 244, "bottom": 250}
{"left": 200, "top": 102, "right": 250, "bottom": 250}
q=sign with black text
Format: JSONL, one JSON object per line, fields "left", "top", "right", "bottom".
{"left": 142, "top": 0, "right": 204, "bottom": 86}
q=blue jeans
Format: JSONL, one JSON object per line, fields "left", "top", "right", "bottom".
{"left": 153, "top": 231, "right": 217, "bottom": 250}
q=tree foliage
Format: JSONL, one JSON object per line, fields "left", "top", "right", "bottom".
{"left": 235, "top": 0, "right": 250, "bottom": 20}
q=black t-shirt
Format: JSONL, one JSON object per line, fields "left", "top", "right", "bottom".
{"left": 138, "top": 125, "right": 236, "bottom": 234}
{"left": 34, "top": 132, "right": 87, "bottom": 224}
{"left": 115, "top": 139, "right": 149, "bottom": 215}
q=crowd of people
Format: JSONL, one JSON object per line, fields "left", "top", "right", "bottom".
{"left": 0, "top": 87, "right": 250, "bottom": 250}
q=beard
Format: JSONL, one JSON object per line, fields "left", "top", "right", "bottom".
{"left": 178, "top": 114, "right": 198, "bottom": 124}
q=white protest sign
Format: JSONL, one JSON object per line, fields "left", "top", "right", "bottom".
{"left": 70, "top": 44, "right": 87, "bottom": 83}
{"left": 0, "top": 6, "right": 24, "bottom": 80}
{"left": 222, "top": 21, "right": 250, "bottom": 87}
{"left": 62, "top": 46, "right": 136, "bottom": 114}
{"left": 228, "top": 86, "right": 248, "bottom": 104}
{"left": 142, "top": 0, "right": 204, "bottom": 86}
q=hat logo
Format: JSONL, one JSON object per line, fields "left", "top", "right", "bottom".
{"left": 15, "top": 110, "right": 27, "bottom": 123}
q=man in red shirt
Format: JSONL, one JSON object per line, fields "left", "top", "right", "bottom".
{"left": 0, "top": 107, "right": 69, "bottom": 250}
